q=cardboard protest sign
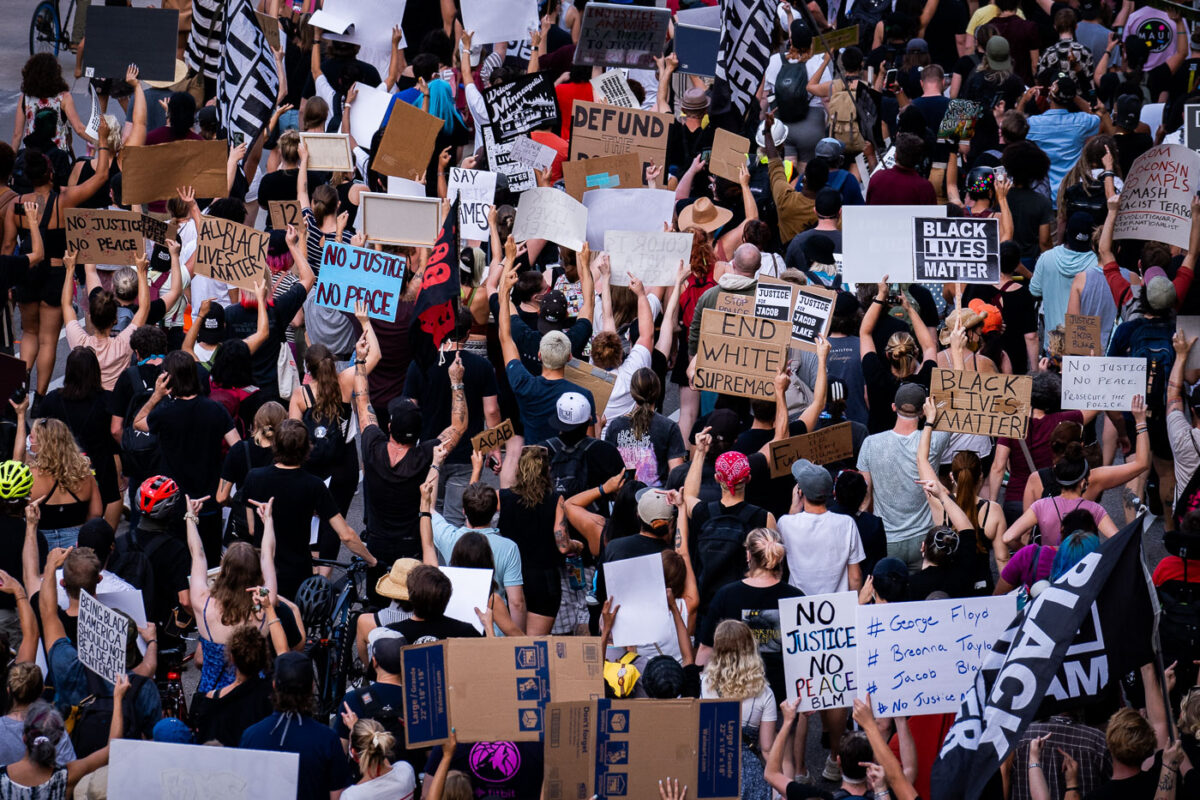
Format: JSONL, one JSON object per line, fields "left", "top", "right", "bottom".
{"left": 913, "top": 217, "right": 999, "bottom": 284}
{"left": 931, "top": 369, "right": 1033, "bottom": 439}
{"left": 768, "top": 423, "right": 854, "bottom": 478}
{"left": 574, "top": 2, "right": 671, "bottom": 69}
{"left": 545, "top": 699, "right": 742, "bottom": 800}
{"left": 373, "top": 99, "right": 441, "bottom": 178}
{"left": 83, "top": 6, "right": 178, "bottom": 81}
{"left": 78, "top": 590, "right": 129, "bottom": 684}
{"left": 0, "top": 354, "right": 26, "bottom": 403}
{"left": 780, "top": 592, "right": 857, "bottom": 709}
{"left": 814, "top": 25, "right": 861, "bottom": 53}
{"left": 936, "top": 99, "right": 985, "bottom": 142}
{"left": 299, "top": 133, "right": 353, "bottom": 172}
{"left": 461, "top": 0, "right": 539, "bottom": 45}
{"left": 484, "top": 74, "right": 560, "bottom": 142}
{"left": 401, "top": 637, "right": 603, "bottom": 747}
{"left": 675, "top": 19, "right": 720, "bottom": 76}
{"left": 581, "top": 188, "right": 675, "bottom": 249}
{"left": 604, "top": 231, "right": 693, "bottom": 286}
{"left": 1063, "top": 313, "right": 1103, "bottom": 356}
{"left": 109, "top": 740, "right": 299, "bottom": 799}
{"left": 137, "top": 214, "right": 173, "bottom": 247}
{"left": 1178, "top": 316, "right": 1200, "bottom": 370}
{"left": 565, "top": 359, "right": 617, "bottom": 412}
{"left": 1186, "top": 104, "right": 1200, "bottom": 151}
{"left": 65, "top": 209, "right": 146, "bottom": 265}
{"left": 709, "top": 128, "right": 750, "bottom": 183}
{"left": 714, "top": 292, "right": 753, "bottom": 315}
{"left": 314, "top": 0, "right": 407, "bottom": 76}
{"left": 448, "top": 168, "right": 497, "bottom": 242}
{"left": 441, "top": 567, "right": 494, "bottom": 633}
{"left": 314, "top": 241, "right": 407, "bottom": 322}
{"left": 360, "top": 193, "right": 441, "bottom": 246}
{"left": 268, "top": 199, "right": 302, "bottom": 230}
{"left": 562, "top": 152, "right": 643, "bottom": 201}
{"left": 752, "top": 277, "right": 795, "bottom": 322}
{"left": 591, "top": 71, "right": 638, "bottom": 108}
{"left": 856, "top": 595, "right": 1016, "bottom": 717}
{"left": 603, "top": 552, "right": 673, "bottom": 647}
{"left": 195, "top": 217, "right": 268, "bottom": 292}
{"left": 513, "top": 187, "right": 588, "bottom": 252}
{"left": 472, "top": 420, "right": 515, "bottom": 455}
{"left": 1113, "top": 143, "right": 1200, "bottom": 250}
{"left": 694, "top": 309, "right": 791, "bottom": 400}
{"left": 121, "top": 140, "right": 228, "bottom": 204}
{"left": 570, "top": 100, "right": 672, "bottom": 171}
{"left": 842, "top": 205, "right": 945, "bottom": 284}
{"left": 790, "top": 286, "right": 836, "bottom": 349}
{"left": 1061, "top": 356, "right": 1147, "bottom": 411}
{"left": 253, "top": 10, "right": 281, "bottom": 50}
{"left": 349, "top": 82, "right": 397, "bottom": 152}
{"left": 509, "top": 136, "right": 556, "bottom": 172}
{"left": 482, "top": 125, "right": 537, "bottom": 194}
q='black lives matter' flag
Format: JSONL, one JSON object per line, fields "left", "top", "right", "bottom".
{"left": 931, "top": 519, "right": 1159, "bottom": 800}
{"left": 716, "top": 0, "right": 774, "bottom": 114}
{"left": 414, "top": 202, "right": 461, "bottom": 350}
{"left": 217, "top": 0, "right": 279, "bottom": 146}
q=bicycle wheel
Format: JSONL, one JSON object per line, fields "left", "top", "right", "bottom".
{"left": 29, "top": 0, "right": 60, "bottom": 56}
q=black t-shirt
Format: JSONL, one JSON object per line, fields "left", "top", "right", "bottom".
{"left": 387, "top": 615, "right": 482, "bottom": 644}
{"left": 361, "top": 427, "right": 436, "bottom": 557}
{"left": 190, "top": 675, "right": 274, "bottom": 747}
{"left": 220, "top": 440, "right": 274, "bottom": 488}
{"left": 0, "top": 254, "right": 30, "bottom": 295}
{"left": 498, "top": 489, "right": 562, "bottom": 573}
{"left": 861, "top": 354, "right": 936, "bottom": 434}
{"left": 0, "top": 517, "right": 44, "bottom": 612}
{"left": 136, "top": 526, "right": 190, "bottom": 625}
{"left": 402, "top": 350, "right": 499, "bottom": 465}
{"left": 29, "top": 590, "right": 77, "bottom": 646}
{"left": 1083, "top": 752, "right": 1161, "bottom": 800}
{"left": 926, "top": 0, "right": 970, "bottom": 70}
{"left": 666, "top": 121, "right": 715, "bottom": 184}
{"left": 224, "top": 283, "right": 307, "bottom": 394}
{"left": 147, "top": 396, "right": 236, "bottom": 513}
{"left": 907, "top": 564, "right": 953, "bottom": 601}
{"left": 38, "top": 390, "right": 118, "bottom": 467}
{"left": 256, "top": 169, "right": 299, "bottom": 216}
{"left": 700, "top": 579, "right": 803, "bottom": 704}
{"left": 828, "top": 502, "right": 887, "bottom": 577}
{"left": 242, "top": 465, "right": 340, "bottom": 599}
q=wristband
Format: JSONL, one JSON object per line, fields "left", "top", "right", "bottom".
{"left": 430, "top": 464, "right": 441, "bottom": 471}
{"left": 597, "top": 485, "right": 607, "bottom": 499}
{"left": 1065, "top": 788, "right": 1081, "bottom": 794}
{"left": 872, "top": 298, "right": 886, "bottom": 305}
{"left": 419, "top": 511, "right": 432, "bottom": 519}
{"left": 145, "top": 639, "right": 157, "bottom": 646}
{"left": 451, "top": 382, "right": 465, "bottom": 391}
{"left": 1029, "top": 762, "right": 1043, "bottom": 769}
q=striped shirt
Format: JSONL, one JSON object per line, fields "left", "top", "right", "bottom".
{"left": 302, "top": 207, "right": 350, "bottom": 275}
{"left": 185, "top": 0, "right": 224, "bottom": 80}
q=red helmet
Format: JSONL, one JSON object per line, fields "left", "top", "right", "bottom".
{"left": 137, "top": 475, "right": 179, "bottom": 518}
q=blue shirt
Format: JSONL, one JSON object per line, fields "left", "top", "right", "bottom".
{"left": 1026, "top": 109, "right": 1100, "bottom": 205}
{"left": 48, "top": 638, "right": 161, "bottom": 740}
{"left": 504, "top": 359, "right": 595, "bottom": 445}
{"left": 430, "top": 512, "right": 525, "bottom": 588}
{"left": 239, "top": 712, "right": 351, "bottom": 800}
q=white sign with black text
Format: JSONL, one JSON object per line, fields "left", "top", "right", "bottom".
{"left": 1061, "top": 356, "right": 1147, "bottom": 411}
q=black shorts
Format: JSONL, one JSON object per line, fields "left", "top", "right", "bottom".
{"left": 523, "top": 566, "right": 563, "bottom": 618}
{"left": 14, "top": 264, "right": 66, "bottom": 307}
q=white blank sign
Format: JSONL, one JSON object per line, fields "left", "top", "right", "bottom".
{"left": 360, "top": 192, "right": 442, "bottom": 246}
{"left": 108, "top": 739, "right": 299, "bottom": 799}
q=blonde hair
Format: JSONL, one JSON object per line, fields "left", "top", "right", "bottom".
{"left": 350, "top": 719, "right": 395, "bottom": 777}
{"left": 31, "top": 419, "right": 92, "bottom": 490}
{"left": 278, "top": 130, "right": 301, "bottom": 164}
{"left": 745, "top": 527, "right": 785, "bottom": 572}
{"left": 100, "top": 114, "right": 123, "bottom": 152}
{"left": 885, "top": 332, "right": 919, "bottom": 378}
{"left": 706, "top": 620, "right": 767, "bottom": 700}
{"left": 513, "top": 446, "right": 551, "bottom": 508}
{"left": 443, "top": 771, "right": 474, "bottom": 800}
{"left": 1181, "top": 691, "right": 1200, "bottom": 739}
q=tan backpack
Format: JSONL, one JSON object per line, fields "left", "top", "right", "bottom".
{"left": 827, "top": 78, "right": 865, "bottom": 154}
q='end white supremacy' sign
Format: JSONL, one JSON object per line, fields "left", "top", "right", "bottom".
{"left": 913, "top": 217, "right": 999, "bottom": 283}
{"left": 1061, "top": 356, "right": 1147, "bottom": 411}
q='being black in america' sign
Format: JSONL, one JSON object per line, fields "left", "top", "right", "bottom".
{"left": 913, "top": 217, "right": 999, "bottom": 284}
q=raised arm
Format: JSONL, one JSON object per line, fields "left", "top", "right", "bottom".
{"left": 1170, "top": 331, "right": 1196, "bottom": 415}
{"left": 287, "top": 223, "right": 316, "bottom": 290}
{"left": 683, "top": 426, "right": 711, "bottom": 516}
{"left": 497, "top": 238, "right": 521, "bottom": 365}
{"left": 159, "top": 238, "right": 185, "bottom": 311}
{"left": 20, "top": 499, "right": 42, "bottom": 609}
{"left": 918, "top": 397, "right": 941, "bottom": 484}
{"left": 297, "top": 142, "right": 311, "bottom": 210}
{"left": 0, "top": 569, "right": 37, "bottom": 664}
{"left": 419, "top": 465, "right": 440, "bottom": 566}
{"left": 184, "top": 495, "right": 211, "bottom": 608}
{"left": 630, "top": 275, "right": 654, "bottom": 351}
{"left": 853, "top": 698, "right": 920, "bottom": 800}
{"left": 436, "top": 353, "right": 468, "bottom": 450}
{"left": 655, "top": 261, "right": 686, "bottom": 359}
{"left": 60, "top": 250, "right": 80, "bottom": 326}
{"left": 133, "top": 372, "right": 170, "bottom": 433}
{"left": 252, "top": 498, "right": 279, "bottom": 602}
{"left": 61, "top": 120, "right": 112, "bottom": 209}
{"left": 577, "top": 242, "right": 596, "bottom": 323}
{"left": 244, "top": 280, "right": 271, "bottom": 354}
{"left": 797, "top": 338, "right": 829, "bottom": 432}
{"left": 352, "top": 336, "right": 377, "bottom": 437}
{"left": 130, "top": 253, "right": 152, "bottom": 327}
{"left": 654, "top": 53, "right": 677, "bottom": 114}
{"left": 860, "top": 276, "right": 889, "bottom": 358}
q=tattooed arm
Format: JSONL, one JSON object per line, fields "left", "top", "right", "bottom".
{"left": 436, "top": 352, "right": 468, "bottom": 449}
{"left": 553, "top": 496, "right": 582, "bottom": 555}
{"left": 353, "top": 336, "right": 378, "bottom": 435}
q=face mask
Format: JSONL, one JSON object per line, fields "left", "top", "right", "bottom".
{"left": 25, "top": 435, "right": 35, "bottom": 458}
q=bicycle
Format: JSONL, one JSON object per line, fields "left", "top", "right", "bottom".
{"left": 29, "top": 0, "right": 77, "bottom": 56}
{"left": 296, "top": 557, "right": 371, "bottom": 722}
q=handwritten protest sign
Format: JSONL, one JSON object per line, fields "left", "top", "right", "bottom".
{"left": 195, "top": 217, "right": 268, "bottom": 291}
{"left": 360, "top": 193, "right": 441, "bottom": 246}
{"left": 122, "top": 140, "right": 228, "bottom": 204}
{"left": 575, "top": 3, "right": 671, "bottom": 69}
{"left": 254, "top": 10, "right": 281, "bottom": 50}
{"left": 109, "top": 740, "right": 299, "bottom": 800}
{"left": 581, "top": 187, "right": 675, "bottom": 248}
{"left": 591, "top": 71, "right": 638, "bottom": 108}
{"left": 461, "top": 0, "right": 539, "bottom": 45}
{"left": 790, "top": 286, "right": 836, "bottom": 349}
{"left": 780, "top": 592, "right": 857, "bottom": 710}
{"left": 482, "top": 125, "right": 536, "bottom": 194}
{"left": 565, "top": 359, "right": 617, "bottom": 412}
{"left": 1113, "top": 143, "right": 1200, "bottom": 250}
{"left": 815, "top": 25, "right": 861, "bottom": 53}
{"left": 694, "top": 309, "right": 790, "bottom": 400}
{"left": 842, "top": 205, "right": 945, "bottom": 284}
{"left": 913, "top": 217, "right": 999, "bottom": 283}
{"left": 710, "top": 128, "right": 750, "bottom": 183}
{"left": 1061, "top": 356, "right": 1147, "bottom": 411}
{"left": 715, "top": 292, "right": 753, "bottom": 315}
{"left": 768, "top": 423, "right": 854, "bottom": 478}
{"left": 299, "top": 132, "right": 353, "bottom": 171}
{"left": 509, "top": 136, "right": 556, "bottom": 172}
{"left": 1179, "top": 316, "right": 1200, "bottom": 370}
{"left": 570, "top": 100, "right": 672, "bottom": 171}
{"left": 857, "top": 595, "right": 1016, "bottom": 717}
{"left": 605, "top": 231, "right": 692, "bottom": 286}
{"left": 138, "top": 214, "right": 172, "bottom": 247}
{"left": 562, "top": 152, "right": 642, "bottom": 200}
{"left": 315, "top": 241, "right": 406, "bottom": 322}
{"left": 373, "top": 99, "right": 441, "bottom": 178}
{"left": 268, "top": 199, "right": 302, "bottom": 230}
{"left": 78, "top": 590, "right": 129, "bottom": 684}
{"left": 448, "top": 168, "right": 497, "bottom": 242}
{"left": 513, "top": 188, "right": 588, "bottom": 252}
{"left": 931, "top": 369, "right": 1032, "bottom": 439}
{"left": 485, "top": 74, "right": 560, "bottom": 142}
{"left": 65, "top": 209, "right": 145, "bottom": 265}
{"left": 472, "top": 419, "right": 515, "bottom": 455}
{"left": 1063, "top": 314, "right": 1103, "bottom": 356}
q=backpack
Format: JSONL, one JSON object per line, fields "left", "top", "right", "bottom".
{"left": 301, "top": 386, "right": 349, "bottom": 480}
{"left": 106, "top": 532, "right": 157, "bottom": 600}
{"left": 696, "top": 501, "right": 760, "bottom": 610}
{"left": 1127, "top": 317, "right": 1175, "bottom": 407}
{"left": 119, "top": 364, "right": 161, "bottom": 478}
{"left": 353, "top": 686, "right": 406, "bottom": 744}
{"left": 546, "top": 437, "right": 597, "bottom": 499}
{"left": 774, "top": 60, "right": 811, "bottom": 123}
{"left": 1063, "top": 178, "right": 1108, "bottom": 230}
{"left": 1174, "top": 436, "right": 1200, "bottom": 528}
{"left": 828, "top": 79, "right": 866, "bottom": 154}
{"left": 66, "top": 670, "right": 150, "bottom": 757}
{"left": 1158, "top": 581, "right": 1200, "bottom": 683}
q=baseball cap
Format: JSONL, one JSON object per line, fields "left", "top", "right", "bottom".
{"left": 814, "top": 137, "right": 844, "bottom": 164}
{"left": 550, "top": 391, "right": 592, "bottom": 432}
{"left": 274, "top": 651, "right": 313, "bottom": 693}
{"left": 1114, "top": 93, "right": 1143, "bottom": 131}
{"left": 872, "top": 557, "right": 910, "bottom": 601}
{"left": 894, "top": 383, "right": 927, "bottom": 417}
{"left": 1144, "top": 267, "right": 1177, "bottom": 312}
{"left": 370, "top": 634, "right": 406, "bottom": 675}
{"left": 538, "top": 290, "right": 571, "bottom": 335}
{"left": 833, "top": 290, "right": 860, "bottom": 319}
{"left": 153, "top": 717, "right": 194, "bottom": 744}
{"left": 791, "top": 458, "right": 833, "bottom": 504}
{"left": 1064, "top": 211, "right": 1095, "bottom": 252}
{"left": 906, "top": 37, "right": 929, "bottom": 53}
{"left": 714, "top": 451, "right": 751, "bottom": 492}
{"left": 706, "top": 408, "right": 742, "bottom": 447}
{"left": 197, "top": 302, "right": 226, "bottom": 345}
{"left": 386, "top": 398, "right": 422, "bottom": 444}
{"left": 815, "top": 188, "right": 842, "bottom": 218}
{"left": 804, "top": 234, "right": 836, "bottom": 266}
{"left": 637, "top": 488, "right": 676, "bottom": 525}
{"left": 78, "top": 519, "right": 115, "bottom": 565}
{"left": 985, "top": 36, "right": 1013, "bottom": 72}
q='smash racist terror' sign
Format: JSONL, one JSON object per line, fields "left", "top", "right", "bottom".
{"left": 931, "top": 369, "right": 1032, "bottom": 438}
{"left": 1114, "top": 143, "right": 1200, "bottom": 250}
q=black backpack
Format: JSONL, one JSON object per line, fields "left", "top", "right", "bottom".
{"left": 546, "top": 437, "right": 596, "bottom": 499}
{"left": 1158, "top": 581, "right": 1200, "bottom": 682}
{"left": 119, "top": 364, "right": 161, "bottom": 478}
{"left": 696, "top": 502, "right": 761, "bottom": 611}
{"left": 774, "top": 60, "right": 811, "bottom": 123}
{"left": 67, "top": 671, "right": 150, "bottom": 757}
{"left": 301, "top": 386, "right": 349, "bottom": 480}
{"left": 1063, "top": 178, "right": 1109, "bottom": 230}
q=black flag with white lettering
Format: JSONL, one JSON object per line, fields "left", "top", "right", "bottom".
{"left": 930, "top": 519, "right": 1157, "bottom": 800}
{"left": 716, "top": 0, "right": 774, "bottom": 114}
{"left": 413, "top": 201, "right": 461, "bottom": 351}
{"left": 216, "top": 0, "right": 279, "bottom": 146}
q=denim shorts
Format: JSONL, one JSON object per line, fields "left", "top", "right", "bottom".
{"left": 42, "top": 526, "right": 80, "bottom": 550}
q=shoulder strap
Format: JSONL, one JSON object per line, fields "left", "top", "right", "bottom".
{"left": 1025, "top": 544, "right": 1042, "bottom": 585}
{"left": 303, "top": 384, "right": 315, "bottom": 409}
{"left": 1017, "top": 438, "right": 1037, "bottom": 475}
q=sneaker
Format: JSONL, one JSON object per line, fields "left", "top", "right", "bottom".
{"left": 793, "top": 771, "right": 812, "bottom": 784}
{"left": 822, "top": 756, "right": 841, "bottom": 782}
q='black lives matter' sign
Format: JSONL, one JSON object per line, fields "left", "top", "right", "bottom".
{"left": 912, "top": 217, "right": 999, "bottom": 284}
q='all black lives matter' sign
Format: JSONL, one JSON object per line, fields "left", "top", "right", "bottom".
{"left": 913, "top": 217, "right": 999, "bottom": 284}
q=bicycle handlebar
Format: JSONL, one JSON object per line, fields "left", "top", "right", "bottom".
{"left": 310, "top": 556, "right": 368, "bottom": 570}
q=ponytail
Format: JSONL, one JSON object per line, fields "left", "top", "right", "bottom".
{"left": 351, "top": 719, "right": 395, "bottom": 778}
{"left": 628, "top": 368, "right": 661, "bottom": 440}
{"left": 950, "top": 450, "right": 983, "bottom": 550}
{"left": 303, "top": 344, "right": 343, "bottom": 423}
{"left": 745, "top": 527, "right": 786, "bottom": 572}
